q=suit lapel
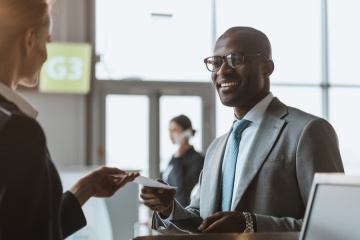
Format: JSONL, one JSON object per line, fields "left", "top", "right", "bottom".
{"left": 206, "top": 133, "right": 229, "bottom": 216}
{"left": 233, "top": 98, "right": 288, "bottom": 208}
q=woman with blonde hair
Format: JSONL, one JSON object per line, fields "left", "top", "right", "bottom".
{"left": 0, "top": 0, "right": 139, "bottom": 239}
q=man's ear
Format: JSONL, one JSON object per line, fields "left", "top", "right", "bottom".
{"left": 263, "top": 60, "right": 274, "bottom": 78}
{"left": 22, "top": 28, "right": 36, "bottom": 55}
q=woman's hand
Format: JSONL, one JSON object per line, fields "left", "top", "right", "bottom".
{"left": 69, "top": 166, "right": 139, "bottom": 206}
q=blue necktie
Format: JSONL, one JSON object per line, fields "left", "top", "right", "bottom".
{"left": 221, "top": 119, "right": 251, "bottom": 211}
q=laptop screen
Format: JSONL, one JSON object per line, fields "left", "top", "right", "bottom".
{"left": 300, "top": 174, "right": 360, "bottom": 240}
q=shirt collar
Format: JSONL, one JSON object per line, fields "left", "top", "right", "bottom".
{"left": 234, "top": 92, "right": 274, "bottom": 124}
{"left": 0, "top": 82, "right": 38, "bottom": 119}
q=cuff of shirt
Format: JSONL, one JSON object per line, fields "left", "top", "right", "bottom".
{"left": 156, "top": 201, "right": 175, "bottom": 227}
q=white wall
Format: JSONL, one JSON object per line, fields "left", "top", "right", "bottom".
{"left": 19, "top": 91, "right": 87, "bottom": 166}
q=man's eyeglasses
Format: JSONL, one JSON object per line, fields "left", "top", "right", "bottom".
{"left": 203, "top": 52, "right": 269, "bottom": 72}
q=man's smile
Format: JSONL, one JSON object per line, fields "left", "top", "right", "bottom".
{"left": 220, "top": 81, "right": 239, "bottom": 88}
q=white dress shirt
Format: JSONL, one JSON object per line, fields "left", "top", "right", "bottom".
{"left": 226, "top": 92, "right": 274, "bottom": 209}
{"left": 0, "top": 82, "right": 38, "bottom": 119}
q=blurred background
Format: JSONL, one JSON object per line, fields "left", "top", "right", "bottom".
{"left": 19, "top": 0, "right": 360, "bottom": 239}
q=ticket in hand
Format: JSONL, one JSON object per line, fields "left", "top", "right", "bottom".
{"left": 113, "top": 174, "right": 177, "bottom": 189}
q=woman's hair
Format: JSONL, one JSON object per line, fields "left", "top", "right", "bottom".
{"left": 170, "top": 114, "right": 196, "bottom": 136}
{"left": 0, "top": 0, "right": 51, "bottom": 34}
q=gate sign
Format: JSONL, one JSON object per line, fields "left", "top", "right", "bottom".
{"left": 40, "top": 43, "right": 91, "bottom": 93}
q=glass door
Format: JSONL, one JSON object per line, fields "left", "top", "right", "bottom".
{"left": 106, "top": 95, "right": 150, "bottom": 172}
{"left": 90, "top": 80, "right": 216, "bottom": 179}
{"left": 159, "top": 96, "right": 203, "bottom": 173}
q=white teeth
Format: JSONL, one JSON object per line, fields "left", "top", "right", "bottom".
{"left": 221, "top": 82, "right": 239, "bottom": 87}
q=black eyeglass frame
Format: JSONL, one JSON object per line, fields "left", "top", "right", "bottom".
{"left": 203, "top": 52, "right": 270, "bottom": 72}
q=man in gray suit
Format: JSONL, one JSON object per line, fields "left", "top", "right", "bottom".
{"left": 140, "top": 26, "right": 344, "bottom": 233}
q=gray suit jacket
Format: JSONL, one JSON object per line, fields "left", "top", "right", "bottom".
{"left": 152, "top": 97, "right": 344, "bottom": 233}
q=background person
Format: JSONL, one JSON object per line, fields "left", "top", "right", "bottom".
{"left": 161, "top": 115, "right": 204, "bottom": 206}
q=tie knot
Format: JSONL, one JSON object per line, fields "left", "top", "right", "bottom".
{"left": 232, "top": 119, "right": 251, "bottom": 136}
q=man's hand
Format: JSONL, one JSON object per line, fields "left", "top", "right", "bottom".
{"left": 198, "top": 211, "right": 246, "bottom": 233}
{"left": 70, "top": 166, "right": 140, "bottom": 206}
{"left": 140, "top": 179, "right": 176, "bottom": 218}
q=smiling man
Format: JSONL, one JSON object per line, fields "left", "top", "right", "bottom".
{"left": 140, "top": 26, "right": 344, "bottom": 234}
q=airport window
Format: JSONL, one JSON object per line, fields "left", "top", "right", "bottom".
{"left": 327, "top": 0, "right": 360, "bottom": 174}
{"left": 216, "top": 0, "right": 322, "bottom": 84}
{"left": 328, "top": 0, "right": 360, "bottom": 85}
{"left": 95, "top": 0, "right": 212, "bottom": 81}
{"left": 106, "top": 95, "right": 149, "bottom": 173}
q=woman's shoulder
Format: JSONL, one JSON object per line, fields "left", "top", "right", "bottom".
{"left": 0, "top": 94, "right": 42, "bottom": 133}
{"left": 187, "top": 147, "right": 205, "bottom": 161}
{"left": 0, "top": 94, "right": 25, "bottom": 116}
{"left": 0, "top": 107, "right": 45, "bottom": 144}
{"left": 0, "top": 101, "right": 47, "bottom": 183}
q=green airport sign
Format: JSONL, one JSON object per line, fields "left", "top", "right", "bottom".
{"left": 40, "top": 43, "right": 91, "bottom": 93}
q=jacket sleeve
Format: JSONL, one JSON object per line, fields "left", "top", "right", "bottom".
{"left": 151, "top": 171, "right": 204, "bottom": 234}
{"left": 61, "top": 191, "right": 87, "bottom": 238}
{"left": 151, "top": 199, "right": 200, "bottom": 234}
